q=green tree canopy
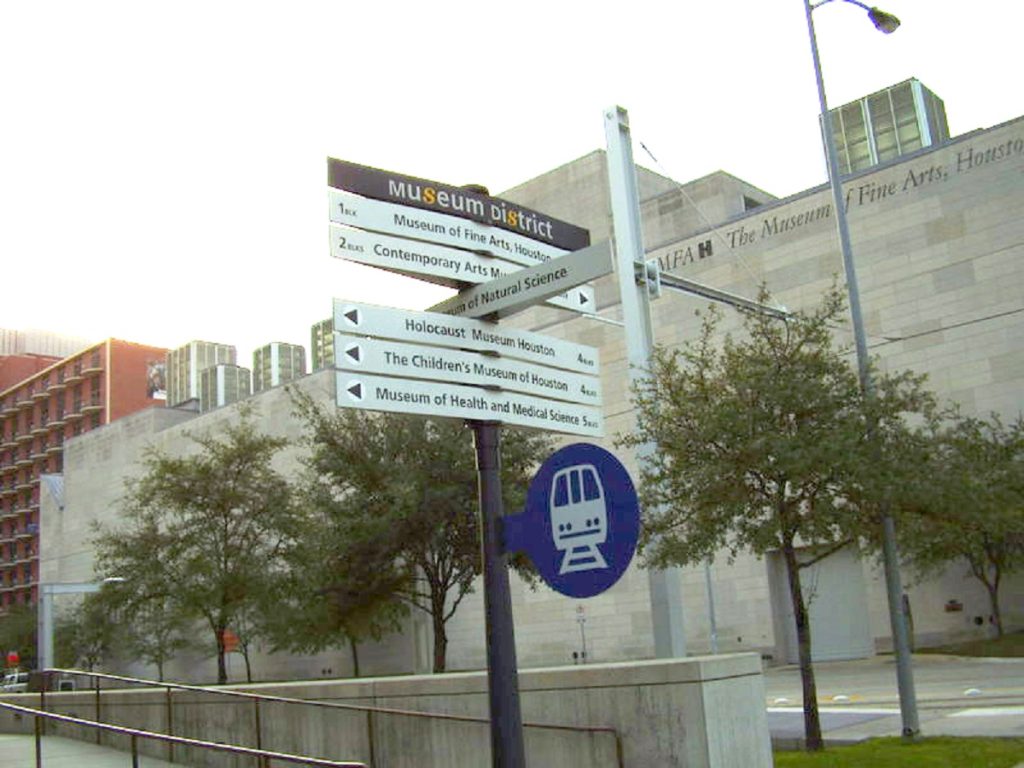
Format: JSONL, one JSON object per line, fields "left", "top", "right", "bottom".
{"left": 289, "top": 392, "right": 551, "bottom": 673}
{"left": 94, "top": 408, "right": 296, "bottom": 684}
{"left": 0, "top": 603, "right": 36, "bottom": 670}
{"left": 898, "top": 414, "right": 1024, "bottom": 636}
{"left": 620, "top": 287, "right": 936, "bottom": 750}
{"left": 55, "top": 592, "right": 122, "bottom": 671}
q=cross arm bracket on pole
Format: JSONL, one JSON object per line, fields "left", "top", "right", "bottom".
{"left": 651, "top": 271, "right": 789, "bottom": 319}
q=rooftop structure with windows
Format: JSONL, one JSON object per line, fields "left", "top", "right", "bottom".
{"left": 253, "top": 342, "right": 306, "bottom": 393}
{"left": 828, "top": 78, "right": 949, "bottom": 174}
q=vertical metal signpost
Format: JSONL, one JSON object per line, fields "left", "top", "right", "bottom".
{"left": 472, "top": 419, "right": 526, "bottom": 768}
{"left": 603, "top": 106, "right": 687, "bottom": 657}
{"left": 461, "top": 171, "right": 524, "bottom": 768}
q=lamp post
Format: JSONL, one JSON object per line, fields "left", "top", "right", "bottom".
{"left": 802, "top": 0, "right": 920, "bottom": 739}
{"left": 37, "top": 577, "right": 125, "bottom": 672}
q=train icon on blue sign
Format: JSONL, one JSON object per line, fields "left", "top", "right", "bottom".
{"left": 515, "top": 443, "right": 639, "bottom": 599}
{"left": 550, "top": 464, "right": 609, "bottom": 574}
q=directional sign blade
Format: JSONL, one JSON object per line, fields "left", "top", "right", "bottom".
{"left": 334, "top": 335, "right": 601, "bottom": 406}
{"left": 426, "top": 242, "right": 611, "bottom": 320}
{"left": 329, "top": 189, "right": 568, "bottom": 267}
{"left": 327, "top": 157, "right": 591, "bottom": 252}
{"left": 333, "top": 300, "right": 600, "bottom": 376}
{"left": 336, "top": 372, "right": 603, "bottom": 437}
{"left": 329, "top": 224, "right": 592, "bottom": 314}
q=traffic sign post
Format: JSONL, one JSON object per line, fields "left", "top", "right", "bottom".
{"left": 329, "top": 189, "right": 571, "bottom": 268}
{"left": 504, "top": 443, "right": 640, "bottom": 599}
{"left": 335, "top": 336, "right": 601, "bottom": 406}
{"left": 426, "top": 242, "right": 609, "bottom": 319}
{"left": 336, "top": 373, "right": 602, "bottom": 436}
{"left": 334, "top": 300, "right": 599, "bottom": 375}
{"left": 329, "top": 225, "right": 594, "bottom": 313}
{"left": 327, "top": 158, "right": 605, "bottom": 767}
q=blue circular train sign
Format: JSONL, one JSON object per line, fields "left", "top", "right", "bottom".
{"left": 520, "top": 443, "right": 640, "bottom": 599}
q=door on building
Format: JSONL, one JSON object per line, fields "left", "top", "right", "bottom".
{"left": 767, "top": 545, "right": 874, "bottom": 664}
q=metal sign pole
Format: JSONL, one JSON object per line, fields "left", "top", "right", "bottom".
{"left": 604, "top": 105, "right": 687, "bottom": 658}
{"left": 471, "top": 420, "right": 526, "bottom": 768}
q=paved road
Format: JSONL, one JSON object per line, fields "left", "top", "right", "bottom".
{"left": 763, "top": 653, "right": 1024, "bottom": 746}
{"left": 0, "top": 733, "right": 178, "bottom": 767}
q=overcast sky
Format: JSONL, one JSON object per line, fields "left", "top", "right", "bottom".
{"left": 2, "top": 1, "right": 1020, "bottom": 365}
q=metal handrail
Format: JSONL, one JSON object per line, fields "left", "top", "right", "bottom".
{"left": 0, "top": 700, "right": 366, "bottom": 767}
{"left": 43, "top": 667, "right": 625, "bottom": 767}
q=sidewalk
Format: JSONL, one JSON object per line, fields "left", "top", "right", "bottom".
{"left": 0, "top": 733, "right": 179, "bottom": 767}
{"left": 763, "top": 653, "right": 1024, "bottom": 747}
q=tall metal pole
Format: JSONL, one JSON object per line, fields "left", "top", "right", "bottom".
{"left": 803, "top": 0, "right": 920, "bottom": 738}
{"left": 472, "top": 420, "right": 526, "bottom": 768}
{"left": 604, "top": 106, "right": 687, "bottom": 658}
{"left": 37, "top": 586, "right": 53, "bottom": 671}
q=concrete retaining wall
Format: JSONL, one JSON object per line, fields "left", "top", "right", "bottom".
{"left": 0, "top": 654, "right": 772, "bottom": 767}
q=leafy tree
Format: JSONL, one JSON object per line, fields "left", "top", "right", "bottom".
{"left": 0, "top": 603, "right": 36, "bottom": 670}
{"left": 92, "top": 517, "right": 192, "bottom": 681}
{"left": 619, "top": 287, "right": 935, "bottom": 751}
{"left": 94, "top": 409, "right": 297, "bottom": 684}
{"left": 262, "top": 507, "right": 408, "bottom": 677}
{"left": 291, "top": 391, "right": 551, "bottom": 673}
{"left": 899, "top": 414, "right": 1024, "bottom": 636}
{"left": 54, "top": 593, "right": 120, "bottom": 671}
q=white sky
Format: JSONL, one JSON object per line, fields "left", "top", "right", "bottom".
{"left": 2, "top": 1, "right": 1020, "bottom": 366}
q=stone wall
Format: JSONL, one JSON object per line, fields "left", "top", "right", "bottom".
{"left": 0, "top": 654, "right": 772, "bottom": 768}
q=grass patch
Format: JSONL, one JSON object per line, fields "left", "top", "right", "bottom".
{"left": 917, "top": 631, "right": 1024, "bottom": 658}
{"left": 774, "top": 737, "right": 1024, "bottom": 767}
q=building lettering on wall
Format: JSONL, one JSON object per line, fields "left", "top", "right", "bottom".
{"left": 654, "top": 132, "right": 1024, "bottom": 276}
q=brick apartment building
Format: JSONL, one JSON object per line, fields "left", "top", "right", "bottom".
{"left": 0, "top": 339, "right": 167, "bottom": 608}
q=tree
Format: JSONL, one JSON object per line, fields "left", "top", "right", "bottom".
{"left": 262, "top": 505, "right": 409, "bottom": 677}
{"left": 92, "top": 517, "right": 193, "bottom": 681}
{"left": 0, "top": 603, "right": 36, "bottom": 670}
{"left": 619, "top": 287, "right": 935, "bottom": 751}
{"left": 898, "top": 414, "right": 1024, "bottom": 636}
{"left": 55, "top": 593, "right": 120, "bottom": 671}
{"left": 291, "top": 391, "right": 551, "bottom": 673}
{"left": 94, "top": 408, "right": 297, "bottom": 684}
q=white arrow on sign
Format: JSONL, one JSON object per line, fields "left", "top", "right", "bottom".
{"left": 426, "top": 241, "right": 611, "bottom": 320}
{"left": 336, "top": 372, "right": 603, "bottom": 437}
{"left": 328, "top": 224, "right": 593, "bottom": 314}
{"left": 333, "top": 300, "right": 600, "bottom": 375}
{"left": 329, "top": 189, "right": 569, "bottom": 267}
{"left": 336, "top": 335, "right": 601, "bottom": 406}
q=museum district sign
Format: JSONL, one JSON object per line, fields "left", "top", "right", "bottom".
{"left": 327, "top": 158, "right": 608, "bottom": 437}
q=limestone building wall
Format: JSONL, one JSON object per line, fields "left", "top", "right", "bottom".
{"left": 486, "top": 116, "right": 1024, "bottom": 660}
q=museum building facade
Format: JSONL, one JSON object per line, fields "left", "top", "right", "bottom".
{"left": 38, "top": 100, "right": 1023, "bottom": 682}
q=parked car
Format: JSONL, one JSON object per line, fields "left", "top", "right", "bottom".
{"left": 0, "top": 671, "right": 29, "bottom": 692}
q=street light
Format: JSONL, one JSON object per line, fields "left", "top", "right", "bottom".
{"left": 37, "top": 577, "right": 125, "bottom": 672}
{"left": 802, "top": 0, "right": 919, "bottom": 740}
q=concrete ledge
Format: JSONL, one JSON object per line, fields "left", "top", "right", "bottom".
{"left": 1, "top": 654, "right": 772, "bottom": 767}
